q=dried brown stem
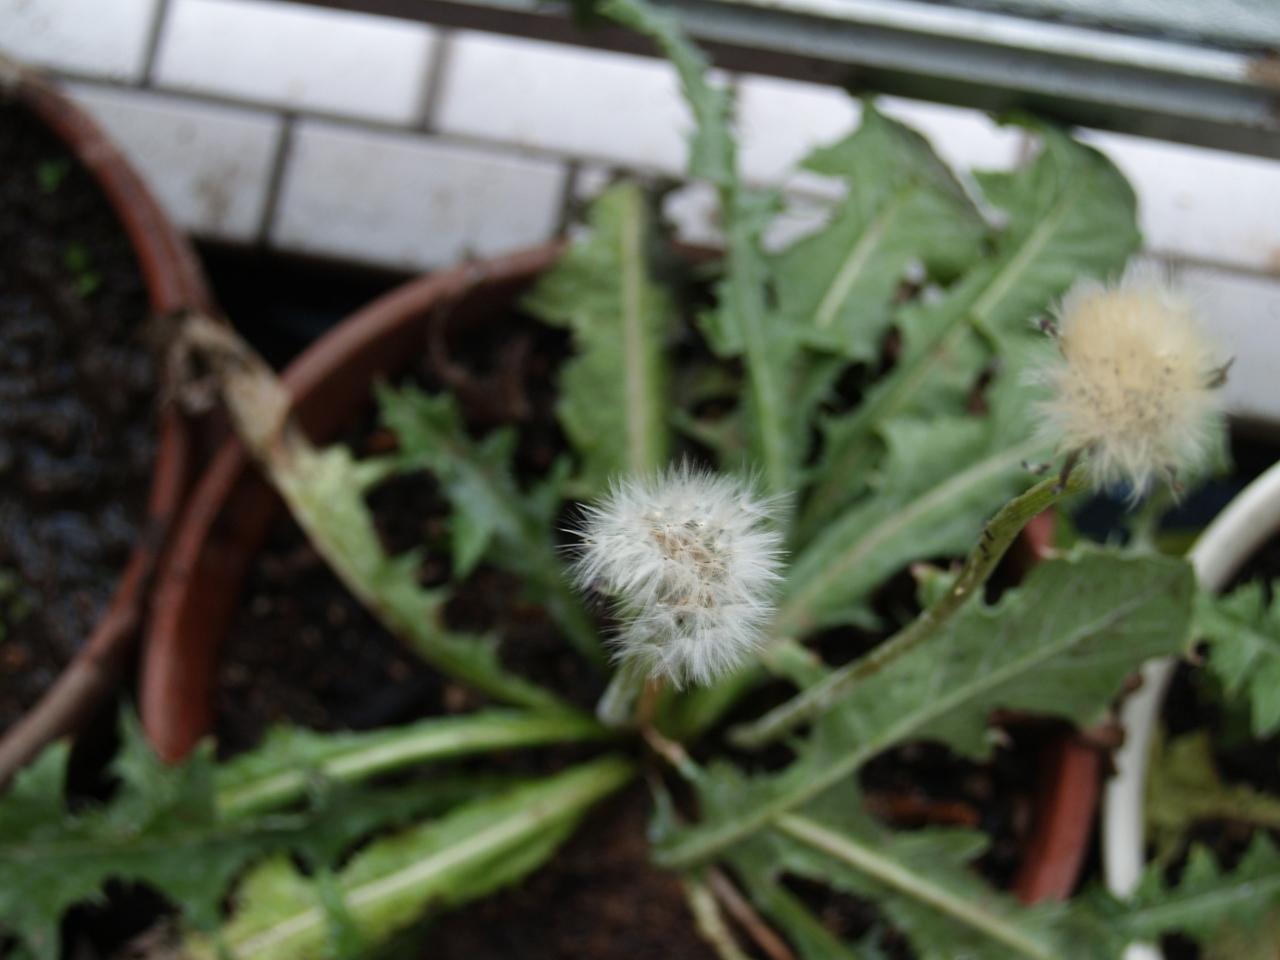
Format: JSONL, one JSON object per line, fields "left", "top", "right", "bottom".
{"left": 707, "top": 867, "right": 797, "bottom": 960}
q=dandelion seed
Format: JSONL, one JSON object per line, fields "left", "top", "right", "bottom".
{"left": 1034, "top": 265, "right": 1226, "bottom": 499}
{"left": 573, "top": 464, "right": 785, "bottom": 688}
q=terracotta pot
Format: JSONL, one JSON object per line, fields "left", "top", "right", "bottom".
{"left": 138, "top": 243, "right": 1098, "bottom": 903}
{"left": 1006, "top": 509, "right": 1103, "bottom": 905}
{"left": 0, "top": 60, "right": 214, "bottom": 785}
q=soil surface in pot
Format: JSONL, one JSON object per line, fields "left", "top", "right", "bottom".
{"left": 206, "top": 270, "right": 1052, "bottom": 960}
{"left": 425, "top": 786, "right": 719, "bottom": 960}
{"left": 0, "top": 102, "right": 158, "bottom": 732}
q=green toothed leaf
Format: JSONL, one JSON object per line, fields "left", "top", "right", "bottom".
{"left": 1145, "top": 730, "right": 1280, "bottom": 863}
{"left": 778, "top": 374, "right": 1047, "bottom": 635}
{"left": 1196, "top": 579, "right": 1280, "bottom": 737}
{"left": 659, "top": 549, "right": 1194, "bottom": 867}
{"left": 1119, "top": 835, "right": 1280, "bottom": 946}
{"left": 775, "top": 103, "right": 987, "bottom": 362}
{"left": 0, "top": 713, "right": 459, "bottom": 959}
{"left": 192, "top": 757, "right": 634, "bottom": 960}
{"left": 600, "top": 0, "right": 732, "bottom": 190}
{"left": 274, "top": 439, "right": 575, "bottom": 707}
{"left": 604, "top": 0, "right": 803, "bottom": 499}
{"left": 376, "top": 383, "right": 603, "bottom": 665}
{"left": 766, "top": 797, "right": 1100, "bottom": 960}
{"left": 524, "top": 184, "right": 675, "bottom": 493}
{"left": 801, "top": 121, "right": 1140, "bottom": 534}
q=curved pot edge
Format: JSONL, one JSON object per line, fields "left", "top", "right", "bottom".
{"left": 1101, "top": 459, "right": 1280, "bottom": 957}
{"left": 0, "top": 61, "right": 214, "bottom": 786}
{"left": 1010, "top": 509, "right": 1105, "bottom": 905}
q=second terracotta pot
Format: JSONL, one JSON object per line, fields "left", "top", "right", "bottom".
{"left": 0, "top": 61, "right": 213, "bottom": 784}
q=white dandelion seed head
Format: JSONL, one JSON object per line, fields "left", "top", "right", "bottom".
{"left": 573, "top": 463, "right": 786, "bottom": 688}
{"left": 1034, "top": 264, "right": 1225, "bottom": 498}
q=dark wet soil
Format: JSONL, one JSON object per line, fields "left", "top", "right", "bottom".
{"left": 425, "top": 787, "right": 719, "bottom": 960}
{"left": 0, "top": 102, "right": 157, "bottom": 732}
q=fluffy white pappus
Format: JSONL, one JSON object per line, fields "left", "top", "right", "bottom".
{"left": 1035, "top": 266, "right": 1225, "bottom": 498}
{"left": 573, "top": 464, "right": 786, "bottom": 688}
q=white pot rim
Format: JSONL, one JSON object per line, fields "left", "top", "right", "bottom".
{"left": 1102, "top": 459, "right": 1280, "bottom": 958}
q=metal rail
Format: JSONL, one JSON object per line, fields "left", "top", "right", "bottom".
{"left": 291, "top": 0, "right": 1280, "bottom": 158}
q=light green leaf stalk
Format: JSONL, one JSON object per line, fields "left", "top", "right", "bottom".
{"left": 191, "top": 757, "right": 634, "bottom": 960}
{"left": 524, "top": 181, "right": 674, "bottom": 492}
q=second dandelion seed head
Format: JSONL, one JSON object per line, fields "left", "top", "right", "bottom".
{"left": 574, "top": 464, "right": 785, "bottom": 688}
{"left": 1035, "top": 267, "right": 1227, "bottom": 499}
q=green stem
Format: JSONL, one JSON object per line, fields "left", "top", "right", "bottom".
{"left": 681, "top": 874, "right": 753, "bottom": 960}
{"left": 731, "top": 469, "right": 1084, "bottom": 749}
{"left": 775, "top": 814, "right": 1061, "bottom": 960}
{"left": 216, "top": 710, "right": 609, "bottom": 819}
{"left": 596, "top": 658, "right": 649, "bottom": 729}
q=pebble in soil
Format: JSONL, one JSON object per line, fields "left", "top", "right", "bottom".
{"left": 0, "top": 103, "right": 158, "bottom": 732}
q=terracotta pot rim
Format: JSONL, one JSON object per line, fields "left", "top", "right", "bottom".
{"left": 138, "top": 240, "right": 1094, "bottom": 905}
{"left": 0, "top": 62, "right": 213, "bottom": 785}
{"left": 140, "top": 243, "right": 565, "bottom": 762}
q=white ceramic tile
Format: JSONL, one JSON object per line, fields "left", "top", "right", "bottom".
{"left": 878, "top": 96, "right": 1023, "bottom": 172}
{"left": 436, "top": 31, "right": 697, "bottom": 173}
{"left": 153, "top": 0, "right": 436, "bottom": 125}
{"left": 657, "top": 181, "right": 834, "bottom": 253}
{"left": 662, "top": 181, "right": 721, "bottom": 249}
{"left": 271, "top": 121, "right": 567, "bottom": 270}
{"left": 737, "top": 75, "right": 857, "bottom": 191}
{"left": 737, "top": 75, "right": 1022, "bottom": 192}
{"left": 764, "top": 193, "right": 834, "bottom": 252}
{"left": 0, "top": 0, "right": 160, "bottom": 81}
{"left": 1174, "top": 263, "right": 1280, "bottom": 425}
{"left": 1080, "top": 129, "right": 1280, "bottom": 276}
{"left": 66, "top": 83, "right": 281, "bottom": 242}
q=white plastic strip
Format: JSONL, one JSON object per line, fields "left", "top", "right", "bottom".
{"left": 1102, "top": 458, "right": 1280, "bottom": 959}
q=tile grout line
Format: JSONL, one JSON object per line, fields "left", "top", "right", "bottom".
{"left": 556, "top": 159, "right": 586, "bottom": 234}
{"left": 418, "top": 29, "right": 455, "bottom": 133}
{"left": 139, "top": 0, "right": 173, "bottom": 87}
{"left": 61, "top": 72, "right": 664, "bottom": 178}
{"left": 256, "top": 114, "right": 298, "bottom": 246}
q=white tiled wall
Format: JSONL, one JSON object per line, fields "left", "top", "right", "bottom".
{"left": 67, "top": 83, "right": 282, "bottom": 242}
{"left": 1, "top": 0, "right": 161, "bottom": 81}
{"left": 736, "top": 76, "right": 1023, "bottom": 191}
{"left": 1176, "top": 264, "right": 1280, "bottom": 426}
{"left": 153, "top": 0, "right": 438, "bottom": 125}
{"left": 1079, "top": 129, "right": 1280, "bottom": 276}
{"left": 273, "top": 121, "right": 566, "bottom": 270}
{"left": 436, "top": 31, "right": 694, "bottom": 173}
{"left": 2, "top": 0, "right": 1278, "bottom": 421}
